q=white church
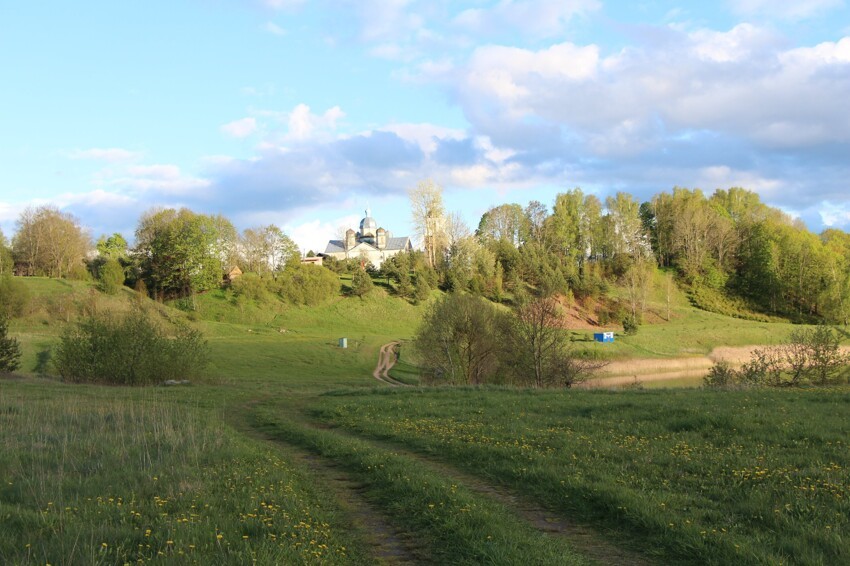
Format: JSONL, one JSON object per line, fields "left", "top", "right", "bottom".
{"left": 323, "top": 210, "right": 413, "bottom": 268}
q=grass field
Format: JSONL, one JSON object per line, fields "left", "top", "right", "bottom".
{"left": 2, "top": 277, "right": 849, "bottom": 564}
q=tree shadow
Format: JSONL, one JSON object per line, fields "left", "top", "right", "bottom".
{"left": 34, "top": 348, "right": 52, "bottom": 376}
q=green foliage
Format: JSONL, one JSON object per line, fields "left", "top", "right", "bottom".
{"left": 0, "top": 227, "right": 12, "bottom": 275}
{"left": 414, "top": 292, "right": 506, "bottom": 384}
{"left": 702, "top": 360, "right": 737, "bottom": 388}
{"left": 621, "top": 313, "right": 639, "bottom": 335}
{"left": 134, "top": 208, "right": 223, "bottom": 299}
{"left": 349, "top": 268, "right": 374, "bottom": 297}
{"left": 96, "top": 233, "right": 128, "bottom": 259}
{"left": 230, "top": 272, "right": 271, "bottom": 303}
{"left": 97, "top": 258, "right": 125, "bottom": 294}
{"left": 0, "top": 275, "right": 30, "bottom": 318}
{"left": 53, "top": 307, "right": 208, "bottom": 385}
{"left": 705, "top": 325, "right": 850, "bottom": 388}
{"left": 0, "top": 315, "right": 22, "bottom": 372}
{"left": 273, "top": 264, "right": 340, "bottom": 305}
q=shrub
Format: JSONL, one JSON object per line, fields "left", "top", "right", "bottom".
{"left": 350, "top": 268, "right": 374, "bottom": 297}
{"left": 274, "top": 265, "right": 340, "bottom": 305}
{"left": 53, "top": 306, "right": 208, "bottom": 385}
{"left": 622, "top": 314, "right": 639, "bottom": 335}
{"left": 97, "top": 258, "right": 125, "bottom": 294}
{"left": 703, "top": 360, "right": 736, "bottom": 388}
{"left": 0, "top": 315, "right": 22, "bottom": 372}
{"left": 0, "top": 275, "right": 30, "bottom": 318}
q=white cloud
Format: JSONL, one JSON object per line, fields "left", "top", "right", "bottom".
{"left": 454, "top": 0, "right": 601, "bottom": 38}
{"left": 443, "top": 27, "right": 850, "bottom": 154}
{"left": 285, "top": 104, "right": 345, "bottom": 141}
{"left": 263, "top": 21, "right": 286, "bottom": 35}
{"left": 729, "top": 0, "right": 844, "bottom": 20}
{"left": 261, "top": 0, "right": 305, "bottom": 9}
{"left": 380, "top": 123, "right": 466, "bottom": 154}
{"left": 66, "top": 148, "right": 142, "bottom": 162}
{"left": 284, "top": 216, "right": 360, "bottom": 253}
{"left": 820, "top": 201, "right": 850, "bottom": 227}
{"left": 221, "top": 117, "right": 258, "bottom": 138}
{"left": 112, "top": 164, "right": 210, "bottom": 195}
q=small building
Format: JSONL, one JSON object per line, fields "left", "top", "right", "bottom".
{"left": 594, "top": 332, "right": 615, "bottom": 343}
{"left": 224, "top": 265, "right": 243, "bottom": 282}
{"left": 301, "top": 256, "right": 323, "bottom": 266}
{"left": 323, "top": 209, "right": 413, "bottom": 268}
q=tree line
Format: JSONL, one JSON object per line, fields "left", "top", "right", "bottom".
{"left": 2, "top": 182, "right": 850, "bottom": 324}
{"left": 407, "top": 181, "right": 850, "bottom": 325}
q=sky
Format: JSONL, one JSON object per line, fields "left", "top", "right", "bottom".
{"left": 1, "top": 0, "right": 849, "bottom": 254}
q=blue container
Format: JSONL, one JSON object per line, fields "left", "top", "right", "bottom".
{"left": 593, "top": 332, "right": 615, "bottom": 343}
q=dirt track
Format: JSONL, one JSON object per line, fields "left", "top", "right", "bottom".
{"left": 373, "top": 342, "right": 408, "bottom": 386}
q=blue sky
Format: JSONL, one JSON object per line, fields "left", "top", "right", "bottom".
{"left": 1, "top": 0, "right": 849, "bottom": 253}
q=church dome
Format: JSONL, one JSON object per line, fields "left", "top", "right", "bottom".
{"left": 359, "top": 209, "right": 377, "bottom": 236}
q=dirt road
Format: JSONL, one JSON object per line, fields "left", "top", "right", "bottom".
{"left": 373, "top": 341, "right": 408, "bottom": 386}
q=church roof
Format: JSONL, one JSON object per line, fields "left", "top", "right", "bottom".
{"left": 324, "top": 240, "right": 345, "bottom": 254}
{"left": 385, "top": 237, "right": 411, "bottom": 250}
{"left": 324, "top": 236, "right": 410, "bottom": 254}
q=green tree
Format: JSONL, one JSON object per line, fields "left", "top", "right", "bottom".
{"left": 409, "top": 179, "right": 447, "bottom": 268}
{"left": 505, "top": 295, "right": 608, "bottom": 388}
{"left": 96, "top": 233, "right": 128, "bottom": 260}
{"left": 350, "top": 268, "right": 374, "bottom": 297}
{"left": 0, "top": 227, "right": 12, "bottom": 275}
{"left": 98, "top": 258, "right": 125, "bottom": 294}
{"left": 414, "top": 293, "right": 505, "bottom": 384}
{"left": 476, "top": 203, "right": 527, "bottom": 247}
{"left": 134, "top": 208, "right": 223, "bottom": 301}
{"left": 0, "top": 314, "right": 22, "bottom": 372}
{"left": 12, "top": 205, "right": 91, "bottom": 278}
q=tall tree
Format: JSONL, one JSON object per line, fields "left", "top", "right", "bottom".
{"left": 96, "top": 233, "right": 128, "bottom": 260}
{"left": 0, "top": 227, "right": 12, "bottom": 275}
{"left": 409, "top": 179, "right": 447, "bottom": 268}
{"left": 134, "top": 208, "right": 223, "bottom": 301}
{"left": 604, "top": 192, "right": 648, "bottom": 258}
{"left": 12, "top": 205, "right": 91, "bottom": 278}
{"left": 414, "top": 293, "right": 504, "bottom": 385}
{"left": 477, "top": 203, "right": 527, "bottom": 247}
{"left": 241, "top": 225, "right": 299, "bottom": 277}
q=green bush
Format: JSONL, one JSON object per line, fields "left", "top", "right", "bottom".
{"left": 0, "top": 275, "right": 30, "bottom": 318}
{"left": 350, "top": 268, "right": 374, "bottom": 297}
{"left": 0, "top": 315, "right": 22, "bottom": 372}
{"left": 273, "top": 264, "right": 340, "bottom": 305}
{"left": 53, "top": 307, "right": 208, "bottom": 385}
{"left": 97, "top": 258, "right": 125, "bottom": 294}
{"left": 622, "top": 313, "right": 639, "bottom": 335}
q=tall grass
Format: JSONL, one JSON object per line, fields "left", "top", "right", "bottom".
{"left": 0, "top": 384, "right": 370, "bottom": 565}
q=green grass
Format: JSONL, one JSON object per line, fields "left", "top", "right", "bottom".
{"left": 3, "top": 275, "right": 850, "bottom": 564}
{"left": 251, "top": 402, "right": 590, "bottom": 565}
{"left": 0, "top": 382, "right": 371, "bottom": 565}
{"left": 310, "top": 387, "right": 850, "bottom": 565}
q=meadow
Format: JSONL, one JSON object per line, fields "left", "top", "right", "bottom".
{"left": 2, "top": 277, "right": 848, "bottom": 564}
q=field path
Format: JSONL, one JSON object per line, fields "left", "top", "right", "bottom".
{"left": 312, "top": 421, "right": 654, "bottom": 566}
{"left": 373, "top": 341, "right": 408, "bottom": 387}
{"left": 231, "top": 402, "right": 424, "bottom": 564}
